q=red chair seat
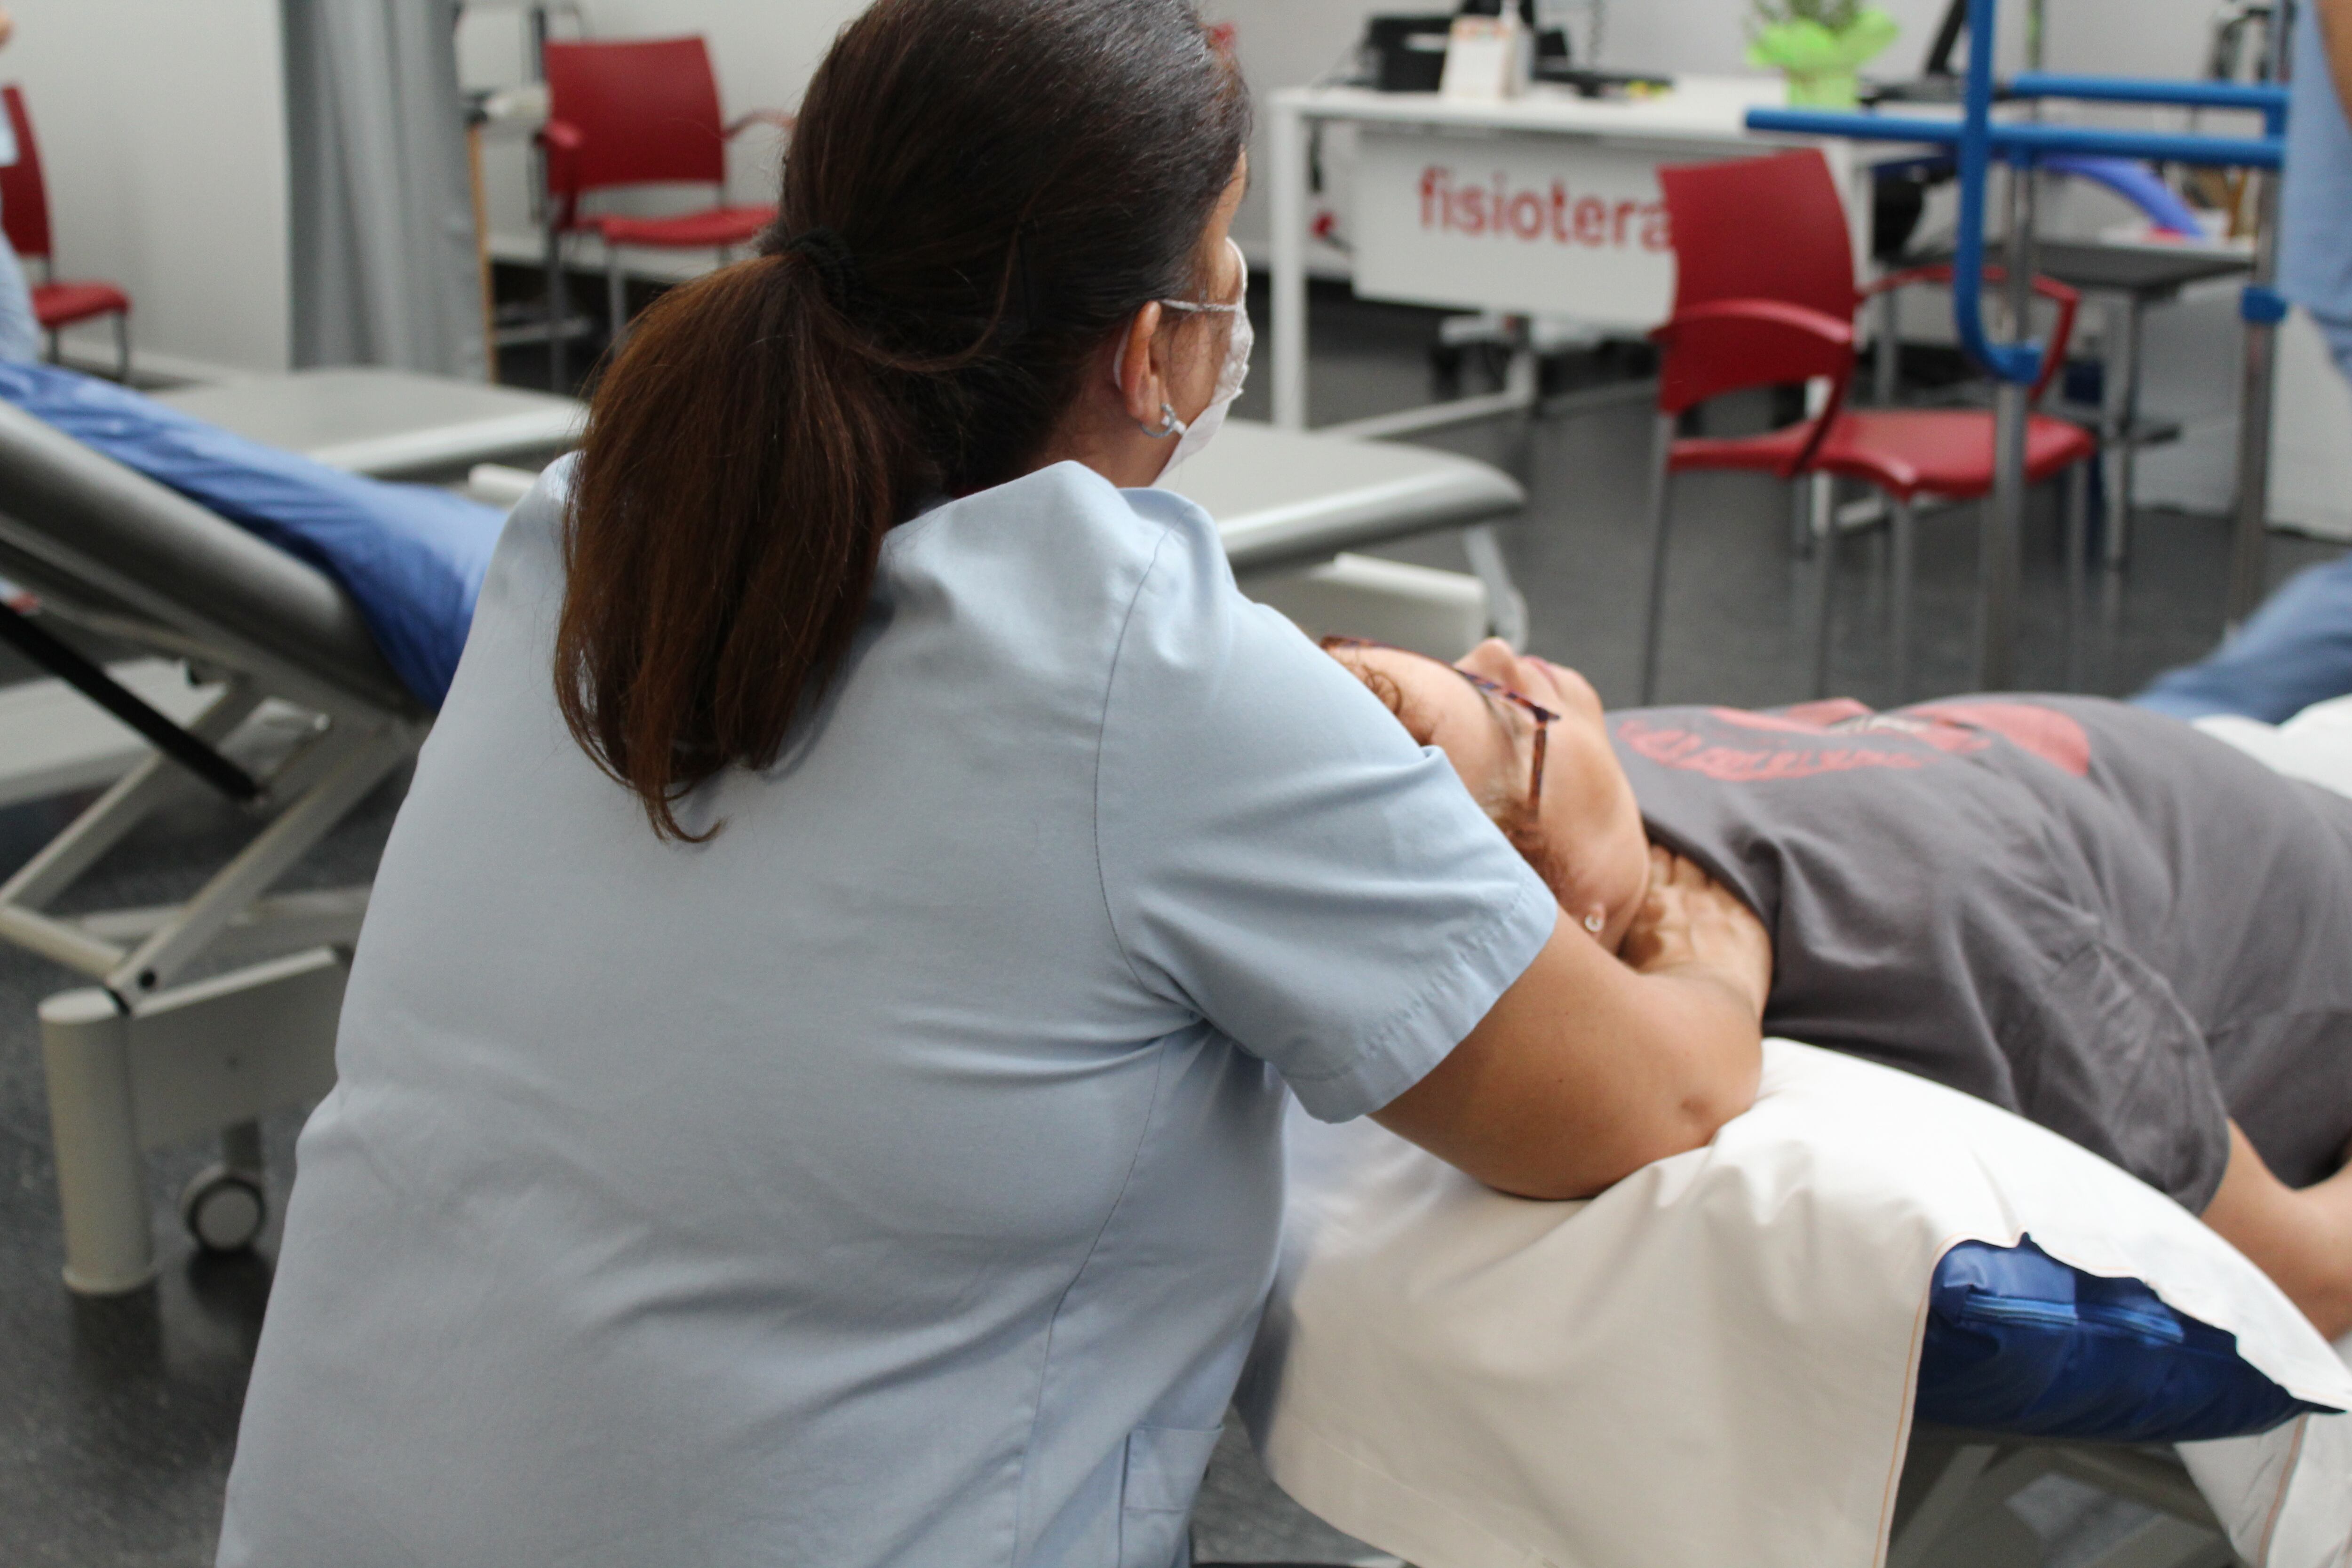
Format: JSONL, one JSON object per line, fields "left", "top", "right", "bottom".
{"left": 32, "top": 279, "right": 129, "bottom": 331}
{"left": 1668, "top": 424, "right": 1816, "bottom": 476}
{"left": 593, "top": 205, "right": 775, "bottom": 250}
{"left": 1814, "top": 408, "right": 2098, "bottom": 502}
{"left": 1671, "top": 407, "right": 2097, "bottom": 503}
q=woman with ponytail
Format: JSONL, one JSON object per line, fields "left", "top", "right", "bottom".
{"left": 218, "top": 2, "right": 1768, "bottom": 1562}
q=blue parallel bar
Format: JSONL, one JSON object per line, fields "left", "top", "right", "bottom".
{"left": 2008, "top": 72, "right": 2287, "bottom": 114}
{"left": 2008, "top": 72, "right": 2288, "bottom": 136}
{"left": 1744, "top": 109, "right": 2284, "bottom": 170}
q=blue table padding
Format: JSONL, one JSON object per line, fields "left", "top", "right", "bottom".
{"left": 0, "top": 363, "right": 505, "bottom": 708}
{"left": 1917, "top": 1236, "right": 2336, "bottom": 1442}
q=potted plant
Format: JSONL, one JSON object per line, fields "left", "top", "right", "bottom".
{"left": 1748, "top": 0, "right": 1900, "bottom": 108}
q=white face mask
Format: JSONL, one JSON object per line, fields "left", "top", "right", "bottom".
{"left": 1114, "top": 237, "right": 1253, "bottom": 484}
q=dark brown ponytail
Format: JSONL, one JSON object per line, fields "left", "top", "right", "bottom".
{"left": 554, "top": 0, "right": 1250, "bottom": 840}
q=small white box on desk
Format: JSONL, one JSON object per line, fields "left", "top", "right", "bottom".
{"left": 1438, "top": 15, "right": 1530, "bottom": 103}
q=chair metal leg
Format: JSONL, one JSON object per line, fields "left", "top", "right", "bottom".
{"left": 1978, "top": 379, "right": 2030, "bottom": 692}
{"left": 1890, "top": 495, "right": 1916, "bottom": 702}
{"left": 2107, "top": 296, "right": 2145, "bottom": 569}
{"left": 1875, "top": 286, "right": 1900, "bottom": 405}
{"left": 1789, "top": 473, "right": 1816, "bottom": 558}
{"left": 1812, "top": 487, "right": 1840, "bottom": 699}
{"left": 606, "top": 250, "right": 628, "bottom": 354}
{"left": 2064, "top": 461, "right": 2090, "bottom": 691}
{"left": 544, "top": 222, "right": 567, "bottom": 393}
{"left": 1639, "top": 414, "right": 1677, "bottom": 705}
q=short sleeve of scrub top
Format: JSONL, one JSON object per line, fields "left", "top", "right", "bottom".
{"left": 1097, "top": 490, "right": 1560, "bottom": 1119}
{"left": 215, "top": 459, "right": 1556, "bottom": 1568}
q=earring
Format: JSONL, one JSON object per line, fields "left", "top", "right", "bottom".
{"left": 1582, "top": 910, "right": 1605, "bottom": 935}
{"left": 1137, "top": 401, "right": 1184, "bottom": 439}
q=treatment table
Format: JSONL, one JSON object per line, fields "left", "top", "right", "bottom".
{"left": 9, "top": 366, "right": 2345, "bottom": 1568}
{"left": 0, "top": 366, "right": 1527, "bottom": 1295}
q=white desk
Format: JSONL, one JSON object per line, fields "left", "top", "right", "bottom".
{"left": 1268, "top": 78, "right": 1888, "bottom": 431}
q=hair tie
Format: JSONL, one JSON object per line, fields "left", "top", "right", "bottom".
{"left": 779, "top": 226, "right": 862, "bottom": 311}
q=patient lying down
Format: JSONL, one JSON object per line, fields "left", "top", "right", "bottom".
{"left": 1326, "top": 637, "right": 2352, "bottom": 1338}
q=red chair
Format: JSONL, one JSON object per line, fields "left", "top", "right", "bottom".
{"left": 538, "top": 37, "right": 788, "bottom": 387}
{"left": 0, "top": 87, "right": 130, "bottom": 379}
{"left": 1639, "top": 148, "right": 2096, "bottom": 702}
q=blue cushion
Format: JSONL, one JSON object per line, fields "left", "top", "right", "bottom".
{"left": 0, "top": 363, "right": 505, "bottom": 709}
{"left": 1917, "top": 1236, "right": 2336, "bottom": 1442}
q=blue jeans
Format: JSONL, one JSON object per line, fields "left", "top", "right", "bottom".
{"left": 0, "top": 190, "right": 40, "bottom": 366}
{"left": 2136, "top": 551, "right": 2352, "bottom": 724}
{"left": 2132, "top": 310, "right": 2352, "bottom": 724}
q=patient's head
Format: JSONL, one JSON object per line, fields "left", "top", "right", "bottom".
{"left": 1326, "top": 638, "right": 1650, "bottom": 952}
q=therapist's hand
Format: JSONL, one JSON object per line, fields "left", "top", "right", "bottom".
{"left": 1619, "top": 846, "right": 1772, "bottom": 1020}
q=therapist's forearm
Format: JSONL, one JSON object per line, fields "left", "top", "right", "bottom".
{"left": 1373, "top": 915, "right": 1764, "bottom": 1202}
{"left": 2319, "top": 0, "right": 2352, "bottom": 124}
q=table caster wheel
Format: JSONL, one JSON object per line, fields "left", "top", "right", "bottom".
{"left": 180, "top": 1164, "right": 266, "bottom": 1253}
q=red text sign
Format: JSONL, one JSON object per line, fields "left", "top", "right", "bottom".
{"left": 1417, "top": 165, "right": 1671, "bottom": 252}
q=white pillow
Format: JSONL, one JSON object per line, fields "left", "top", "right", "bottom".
{"left": 1241, "top": 1040, "right": 2352, "bottom": 1568}
{"left": 2196, "top": 693, "right": 2352, "bottom": 799}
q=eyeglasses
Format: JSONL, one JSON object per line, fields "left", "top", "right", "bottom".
{"left": 1323, "top": 637, "right": 1558, "bottom": 814}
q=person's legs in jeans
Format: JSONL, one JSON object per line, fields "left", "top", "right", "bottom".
{"left": 0, "top": 190, "right": 40, "bottom": 365}
{"left": 2133, "top": 310, "right": 2352, "bottom": 723}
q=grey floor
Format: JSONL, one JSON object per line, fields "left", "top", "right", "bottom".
{"left": 0, "top": 280, "right": 2338, "bottom": 1566}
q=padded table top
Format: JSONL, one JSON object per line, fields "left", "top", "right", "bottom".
{"left": 151, "top": 371, "right": 1526, "bottom": 573}
{"left": 154, "top": 368, "right": 584, "bottom": 479}
{"left": 1174, "top": 420, "right": 1525, "bottom": 574}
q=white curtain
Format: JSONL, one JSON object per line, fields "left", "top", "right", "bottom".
{"left": 281, "top": 0, "right": 485, "bottom": 376}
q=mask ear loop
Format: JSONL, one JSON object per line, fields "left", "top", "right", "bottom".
{"left": 1113, "top": 242, "right": 1246, "bottom": 440}
{"left": 1110, "top": 329, "right": 1186, "bottom": 439}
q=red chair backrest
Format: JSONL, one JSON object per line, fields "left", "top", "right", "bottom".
{"left": 542, "top": 37, "right": 728, "bottom": 198}
{"left": 1655, "top": 149, "right": 1858, "bottom": 412}
{"left": 0, "top": 86, "right": 53, "bottom": 263}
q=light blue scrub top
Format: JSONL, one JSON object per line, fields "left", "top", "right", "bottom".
{"left": 2282, "top": 0, "right": 2352, "bottom": 340}
{"left": 217, "top": 458, "right": 1555, "bottom": 1568}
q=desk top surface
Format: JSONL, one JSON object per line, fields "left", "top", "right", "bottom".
{"left": 1275, "top": 76, "right": 1984, "bottom": 142}
{"left": 1916, "top": 239, "right": 2252, "bottom": 295}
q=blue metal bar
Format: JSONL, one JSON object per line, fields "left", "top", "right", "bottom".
{"left": 2009, "top": 72, "right": 2288, "bottom": 119}
{"left": 2013, "top": 72, "right": 2287, "bottom": 137}
{"left": 1999, "top": 121, "right": 2283, "bottom": 168}
{"left": 1953, "top": 0, "right": 2035, "bottom": 383}
{"left": 1746, "top": 109, "right": 2285, "bottom": 169}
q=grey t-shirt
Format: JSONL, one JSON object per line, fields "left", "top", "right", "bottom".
{"left": 1615, "top": 695, "right": 2352, "bottom": 1212}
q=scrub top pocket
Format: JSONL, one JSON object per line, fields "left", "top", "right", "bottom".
{"left": 1119, "top": 1423, "right": 1223, "bottom": 1568}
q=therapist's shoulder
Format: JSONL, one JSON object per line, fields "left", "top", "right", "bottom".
{"left": 474, "top": 451, "right": 574, "bottom": 597}
{"left": 915, "top": 460, "right": 1225, "bottom": 580}
{"left": 898, "top": 459, "right": 1265, "bottom": 649}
